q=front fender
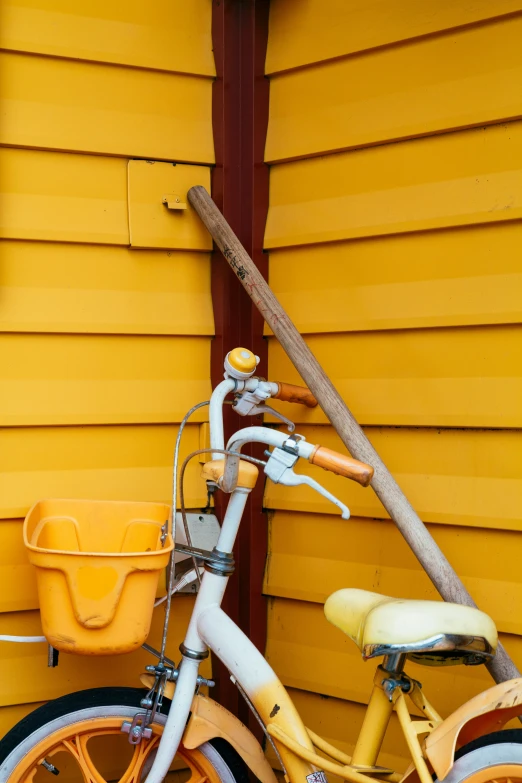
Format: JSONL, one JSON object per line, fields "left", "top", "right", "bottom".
{"left": 141, "top": 676, "right": 277, "bottom": 783}
{"left": 425, "top": 678, "right": 522, "bottom": 780}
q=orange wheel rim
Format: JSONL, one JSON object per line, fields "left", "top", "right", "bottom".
{"left": 9, "top": 715, "right": 224, "bottom": 783}
{"left": 461, "top": 765, "right": 522, "bottom": 783}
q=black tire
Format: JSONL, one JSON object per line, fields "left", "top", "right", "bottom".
{"left": 435, "top": 728, "right": 522, "bottom": 783}
{"left": 0, "top": 687, "right": 250, "bottom": 783}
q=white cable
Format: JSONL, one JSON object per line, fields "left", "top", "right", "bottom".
{"left": 0, "top": 635, "right": 47, "bottom": 643}
{"left": 154, "top": 567, "right": 204, "bottom": 607}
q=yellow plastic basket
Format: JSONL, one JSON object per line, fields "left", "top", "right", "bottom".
{"left": 24, "top": 499, "right": 173, "bottom": 656}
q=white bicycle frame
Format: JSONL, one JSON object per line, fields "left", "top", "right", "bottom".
{"left": 145, "top": 381, "right": 323, "bottom": 783}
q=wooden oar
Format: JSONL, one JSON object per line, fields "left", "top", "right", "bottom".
{"left": 188, "top": 184, "right": 519, "bottom": 685}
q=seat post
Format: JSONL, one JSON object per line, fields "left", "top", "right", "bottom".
{"left": 382, "top": 653, "right": 407, "bottom": 674}
{"left": 350, "top": 666, "right": 397, "bottom": 769}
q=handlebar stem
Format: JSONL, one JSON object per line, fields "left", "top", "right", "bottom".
{"left": 209, "top": 379, "right": 237, "bottom": 459}
{"left": 209, "top": 379, "right": 281, "bottom": 460}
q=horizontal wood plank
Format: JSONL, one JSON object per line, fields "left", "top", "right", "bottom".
{"left": 266, "top": 16, "right": 522, "bottom": 161}
{"left": 0, "top": 148, "right": 128, "bottom": 244}
{"left": 0, "top": 335, "right": 211, "bottom": 426}
{"left": 0, "top": 241, "right": 213, "bottom": 335}
{"left": 0, "top": 424, "right": 206, "bottom": 519}
{"left": 267, "top": 325, "right": 522, "bottom": 427}
{"left": 0, "top": 51, "right": 214, "bottom": 163}
{"left": 266, "top": 0, "right": 522, "bottom": 74}
{"left": 265, "top": 122, "right": 522, "bottom": 249}
{"left": 0, "top": 0, "right": 215, "bottom": 76}
{"left": 266, "top": 222, "right": 522, "bottom": 333}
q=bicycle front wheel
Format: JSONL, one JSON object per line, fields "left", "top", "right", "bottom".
{"left": 0, "top": 687, "right": 250, "bottom": 783}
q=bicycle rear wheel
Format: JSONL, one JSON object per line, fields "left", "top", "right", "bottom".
{"left": 435, "top": 729, "right": 522, "bottom": 783}
{"left": 0, "top": 687, "right": 250, "bottom": 783}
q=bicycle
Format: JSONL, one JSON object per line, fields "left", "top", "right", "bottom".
{"left": 1, "top": 347, "right": 521, "bottom": 783}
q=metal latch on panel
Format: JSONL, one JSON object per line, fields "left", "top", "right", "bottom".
{"left": 162, "top": 195, "right": 187, "bottom": 210}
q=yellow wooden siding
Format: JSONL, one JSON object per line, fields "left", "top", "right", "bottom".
{"left": 0, "top": 335, "right": 211, "bottom": 426}
{"left": 267, "top": 329, "right": 522, "bottom": 428}
{"left": 266, "top": 0, "right": 522, "bottom": 74}
{"left": 0, "top": 424, "right": 204, "bottom": 524}
{"left": 265, "top": 223, "right": 522, "bottom": 334}
{"left": 0, "top": 241, "right": 212, "bottom": 335}
{"left": 0, "top": 148, "right": 129, "bottom": 244}
{"left": 266, "top": 15, "right": 522, "bottom": 162}
{"left": 0, "top": 0, "right": 215, "bottom": 76}
{"left": 0, "top": 0, "right": 214, "bottom": 737}
{"left": 264, "top": 1, "right": 522, "bottom": 767}
{"left": 0, "top": 51, "right": 213, "bottom": 162}
{"left": 265, "top": 121, "right": 522, "bottom": 249}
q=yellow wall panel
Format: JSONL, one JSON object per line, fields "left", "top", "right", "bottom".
{"left": 266, "top": 0, "right": 522, "bottom": 74}
{"left": 266, "top": 223, "right": 522, "bottom": 333}
{"left": 128, "top": 160, "right": 213, "bottom": 250}
{"left": 0, "top": 424, "right": 206, "bottom": 520}
{"left": 264, "top": 3, "right": 522, "bottom": 765}
{"left": 0, "top": 241, "right": 213, "bottom": 335}
{"left": 265, "top": 121, "right": 522, "bottom": 249}
{"left": 266, "top": 16, "right": 522, "bottom": 162}
{"left": 0, "top": 0, "right": 215, "bottom": 741}
{"left": 0, "top": 148, "right": 128, "bottom": 244}
{"left": 0, "top": 0, "right": 215, "bottom": 76}
{"left": 0, "top": 51, "right": 214, "bottom": 163}
{"left": 0, "top": 599, "right": 210, "bottom": 709}
{"left": 266, "top": 598, "right": 522, "bottom": 719}
{"left": 264, "top": 425, "right": 522, "bottom": 532}
{"left": 267, "top": 326, "right": 522, "bottom": 427}
{"left": 0, "top": 520, "right": 36, "bottom": 613}
{"left": 0, "top": 334, "right": 211, "bottom": 426}
{"left": 265, "top": 513, "right": 522, "bottom": 635}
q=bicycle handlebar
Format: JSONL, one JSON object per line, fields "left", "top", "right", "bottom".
{"left": 309, "top": 445, "right": 373, "bottom": 487}
{"left": 225, "top": 427, "right": 373, "bottom": 494}
{"left": 272, "top": 382, "right": 318, "bottom": 408}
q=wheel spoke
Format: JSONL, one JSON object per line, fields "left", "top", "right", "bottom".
{"left": 118, "top": 735, "right": 160, "bottom": 783}
{"left": 63, "top": 735, "right": 106, "bottom": 783}
{"left": 189, "top": 775, "right": 209, "bottom": 783}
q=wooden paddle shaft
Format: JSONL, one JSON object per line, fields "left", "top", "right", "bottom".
{"left": 188, "top": 185, "right": 519, "bottom": 685}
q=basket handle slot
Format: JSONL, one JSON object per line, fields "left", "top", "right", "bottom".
{"left": 120, "top": 520, "right": 163, "bottom": 553}
{"left": 31, "top": 517, "right": 80, "bottom": 552}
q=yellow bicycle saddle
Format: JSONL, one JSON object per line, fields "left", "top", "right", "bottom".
{"left": 325, "top": 588, "right": 497, "bottom": 666}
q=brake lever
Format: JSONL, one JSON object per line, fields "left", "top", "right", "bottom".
{"left": 250, "top": 403, "right": 295, "bottom": 432}
{"left": 264, "top": 447, "right": 350, "bottom": 519}
{"left": 232, "top": 388, "right": 295, "bottom": 432}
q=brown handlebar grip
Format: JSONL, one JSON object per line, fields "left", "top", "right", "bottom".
{"left": 273, "top": 382, "right": 318, "bottom": 408}
{"left": 309, "top": 446, "right": 374, "bottom": 487}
